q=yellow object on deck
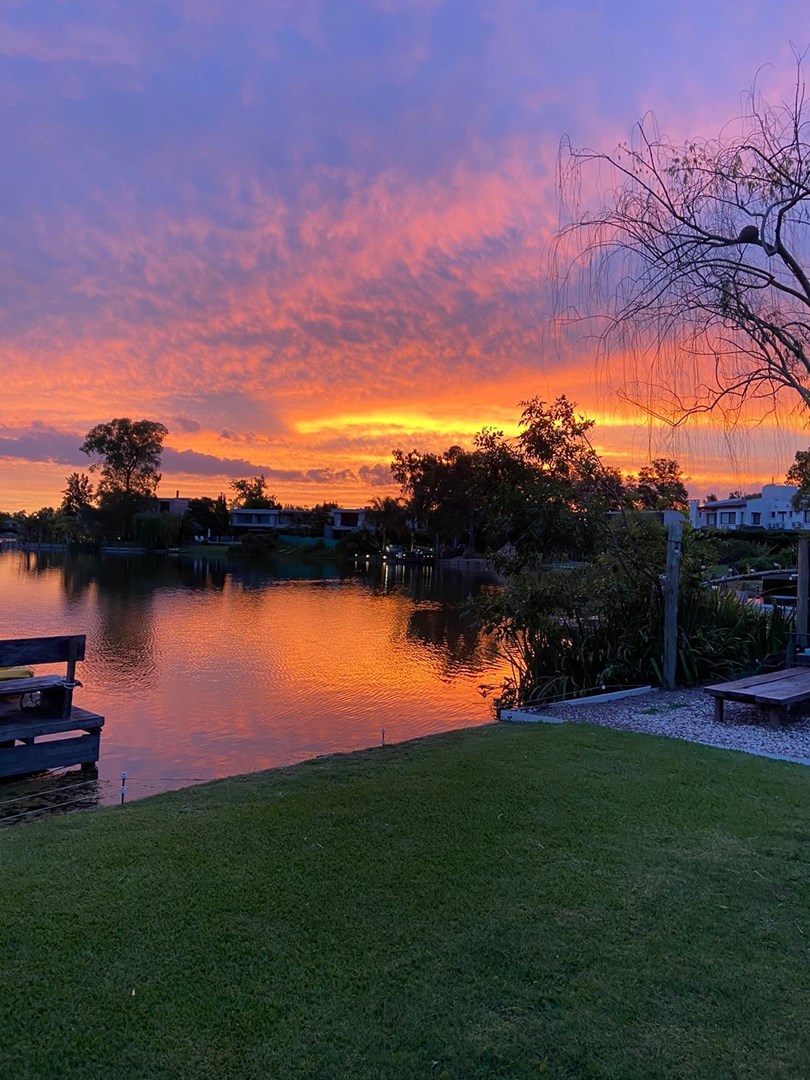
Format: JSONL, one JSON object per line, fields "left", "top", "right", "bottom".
{"left": 0, "top": 666, "right": 33, "bottom": 681}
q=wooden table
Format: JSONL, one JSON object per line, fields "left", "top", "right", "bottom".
{"left": 705, "top": 667, "right": 810, "bottom": 726}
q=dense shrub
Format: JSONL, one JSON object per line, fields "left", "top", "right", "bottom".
{"left": 336, "top": 529, "right": 378, "bottom": 556}
{"left": 481, "top": 521, "right": 789, "bottom": 707}
{"left": 228, "top": 532, "right": 279, "bottom": 559}
{"left": 711, "top": 530, "right": 802, "bottom": 571}
{"left": 132, "top": 512, "right": 183, "bottom": 550}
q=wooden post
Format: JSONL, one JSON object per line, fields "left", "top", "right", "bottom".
{"left": 64, "top": 636, "right": 79, "bottom": 719}
{"left": 797, "top": 538, "right": 809, "bottom": 639}
{"left": 663, "top": 518, "right": 683, "bottom": 690}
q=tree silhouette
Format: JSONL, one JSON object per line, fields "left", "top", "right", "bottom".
{"left": 80, "top": 418, "right": 168, "bottom": 497}
{"left": 626, "top": 458, "right": 689, "bottom": 511}
{"left": 229, "top": 475, "right": 278, "bottom": 509}
{"left": 60, "top": 472, "right": 94, "bottom": 516}
{"left": 787, "top": 447, "right": 810, "bottom": 508}
{"left": 556, "top": 57, "right": 810, "bottom": 425}
{"left": 367, "top": 496, "right": 408, "bottom": 551}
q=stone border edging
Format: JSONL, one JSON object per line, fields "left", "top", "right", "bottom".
{"left": 500, "top": 685, "right": 654, "bottom": 723}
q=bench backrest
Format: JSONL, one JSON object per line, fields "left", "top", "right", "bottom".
{"left": 0, "top": 635, "right": 86, "bottom": 667}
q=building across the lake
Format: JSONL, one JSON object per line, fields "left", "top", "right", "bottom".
{"left": 689, "top": 484, "right": 808, "bottom": 531}
{"left": 229, "top": 507, "right": 297, "bottom": 532}
{"left": 228, "top": 506, "right": 374, "bottom": 538}
{"left": 156, "top": 491, "right": 191, "bottom": 516}
{"left": 323, "top": 508, "right": 369, "bottom": 540}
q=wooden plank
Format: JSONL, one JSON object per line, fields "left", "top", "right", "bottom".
{"left": 0, "top": 635, "right": 86, "bottom": 667}
{"left": 746, "top": 672, "right": 810, "bottom": 694}
{"left": 707, "top": 688, "right": 765, "bottom": 704}
{"left": 0, "top": 732, "right": 100, "bottom": 779}
{"left": 69, "top": 706, "right": 104, "bottom": 724}
{"left": 706, "top": 668, "right": 810, "bottom": 713}
{"left": 0, "top": 711, "right": 104, "bottom": 743}
{"left": 705, "top": 668, "right": 808, "bottom": 695}
{"left": 0, "top": 675, "right": 68, "bottom": 697}
{"left": 754, "top": 678, "right": 810, "bottom": 705}
{"left": 727, "top": 673, "right": 810, "bottom": 705}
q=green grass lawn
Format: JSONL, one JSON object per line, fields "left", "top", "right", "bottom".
{"left": 2, "top": 724, "right": 810, "bottom": 1080}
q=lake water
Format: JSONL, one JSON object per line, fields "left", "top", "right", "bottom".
{"left": 0, "top": 549, "right": 506, "bottom": 813}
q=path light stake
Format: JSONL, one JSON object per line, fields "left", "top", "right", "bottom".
{"left": 381, "top": 728, "right": 385, "bottom": 748}
{"left": 120, "top": 770, "right": 127, "bottom": 805}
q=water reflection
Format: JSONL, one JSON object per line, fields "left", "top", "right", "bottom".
{"left": 0, "top": 550, "right": 507, "bottom": 808}
{"left": 406, "top": 603, "right": 499, "bottom": 681}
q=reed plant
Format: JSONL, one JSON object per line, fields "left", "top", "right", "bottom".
{"left": 482, "top": 520, "right": 790, "bottom": 707}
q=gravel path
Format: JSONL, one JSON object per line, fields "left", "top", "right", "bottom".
{"left": 536, "top": 689, "right": 810, "bottom": 766}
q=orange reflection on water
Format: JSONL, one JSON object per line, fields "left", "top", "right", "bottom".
{"left": 0, "top": 552, "right": 507, "bottom": 800}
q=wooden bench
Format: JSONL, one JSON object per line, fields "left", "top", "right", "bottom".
{"left": 0, "top": 635, "right": 104, "bottom": 778}
{"left": 705, "top": 666, "right": 810, "bottom": 727}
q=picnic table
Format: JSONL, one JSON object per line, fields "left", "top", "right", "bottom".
{"left": 705, "top": 666, "right": 810, "bottom": 726}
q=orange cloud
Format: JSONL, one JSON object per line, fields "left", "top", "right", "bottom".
{"left": 2, "top": 3, "right": 809, "bottom": 513}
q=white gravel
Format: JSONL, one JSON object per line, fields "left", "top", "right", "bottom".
{"left": 537, "top": 688, "right": 810, "bottom": 766}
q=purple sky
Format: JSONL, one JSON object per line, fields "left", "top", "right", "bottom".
{"left": 1, "top": 0, "right": 808, "bottom": 509}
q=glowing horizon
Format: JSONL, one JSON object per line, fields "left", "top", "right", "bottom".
{"left": 1, "top": 2, "right": 810, "bottom": 513}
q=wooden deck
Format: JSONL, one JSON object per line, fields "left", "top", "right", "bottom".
{"left": 0, "top": 635, "right": 104, "bottom": 778}
{"left": 705, "top": 666, "right": 810, "bottom": 725}
{"left": 0, "top": 706, "right": 104, "bottom": 778}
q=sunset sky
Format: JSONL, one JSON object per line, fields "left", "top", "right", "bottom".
{"left": 2, "top": 0, "right": 810, "bottom": 512}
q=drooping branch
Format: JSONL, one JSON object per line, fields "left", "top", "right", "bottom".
{"left": 553, "top": 57, "right": 810, "bottom": 424}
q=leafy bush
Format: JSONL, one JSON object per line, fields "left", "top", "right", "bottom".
{"left": 336, "top": 529, "right": 379, "bottom": 556}
{"left": 228, "top": 532, "right": 279, "bottom": 559}
{"left": 132, "top": 512, "right": 183, "bottom": 550}
{"left": 481, "top": 520, "right": 789, "bottom": 707}
{"left": 673, "top": 587, "right": 789, "bottom": 685}
{"left": 774, "top": 549, "right": 798, "bottom": 569}
{"left": 745, "top": 555, "right": 779, "bottom": 572}
{"left": 713, "top": 540, "right": 771, "bottom": 572}
{"left": 711, "top": 531, "right": 802, "bottom": 570}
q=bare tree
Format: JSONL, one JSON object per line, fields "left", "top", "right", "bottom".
{"left": 555, "top": 56, "right": 810, "bottom": 426}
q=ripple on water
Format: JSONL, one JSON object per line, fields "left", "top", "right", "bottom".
{"left": 0, "top": 552, "right": 507, "bottom": 804}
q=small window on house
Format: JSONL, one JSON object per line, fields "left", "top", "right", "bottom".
{"left": 751, "top": 512, "right": 761, "bottom": 525}
{"left": 706, "top": 512, "right": 717, "bottom": 526}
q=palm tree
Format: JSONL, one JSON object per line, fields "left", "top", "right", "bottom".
{"left": 368, "top": 497, "right": 407, "bottom": 552}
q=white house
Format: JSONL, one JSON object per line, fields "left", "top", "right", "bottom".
{"left": 229, "top": 507, "right": 285, "bottom": 531}
{"left": 156, "top": 491, "right": 191, "bottom": 516}
{"left": 689, "top": 484, "right": 808, "bottom": 530}
{"left": 324, "top": 508, "right": 370, "bottom": 541}
{"left": 228, "top": 505, "right": 376, "bottom": 538}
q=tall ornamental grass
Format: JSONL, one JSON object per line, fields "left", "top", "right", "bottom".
{"left": 481, "top": 521, "right": 790, "bottom": 708}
